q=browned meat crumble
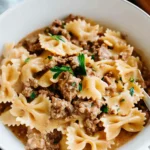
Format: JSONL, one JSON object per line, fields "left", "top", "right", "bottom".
{"left": 0, "top": 14, "right": 149, "bottom": 150}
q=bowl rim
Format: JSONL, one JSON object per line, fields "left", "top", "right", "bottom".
{"left": 0, "top": 0, "right": 150, "bottom": 150}
{"left": 0, "top": 0, "right": 149, "bottom": 22}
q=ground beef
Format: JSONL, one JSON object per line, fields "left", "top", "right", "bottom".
{"left": 83, "top": 118, "right": 101, "bottom": 135}
{"left": 26, "top": 128, "right": 46, "bottom": 150}
{"left": 49, "top": 19, "right": 71, "bottom": 40}
{"left": 23, "top": 40, "right": 43, "bottom": 54}
{"left": 51, "top": 19, "right": 63, "bottom": 27}
{"left": 50, "top": 97, "right": 73, "bottom": 119}
{"left": 58, "top": 72, "right": 81, "bottom": 101}
{"left": 38, "top": 86, "right": 60, "bottom": 100}
{"left": 70, "top": 37, "right": 80, "bottom": 46}
{"left": 0, "top": 103, "right": 11, "bottom": 115}
{"left": 44, "top": 59, "right": 58, "bottom": 70}
{"left": 98, "top": 44, "right": 113, "bottom": 60}
{"left": 103, "top": 76, "right": 112, "bottom": 85}
{"left": 73, "top": 100, "right": 102, "bottom": 120}
{"left": 86, "top": 67, "right": 98, "bottom": 76}
{"left": 45, "top": 56, "right": 69, "bottom": 70}
{"left": 46, "top": 129, "right": 62, "bottom": 147}
{"left": 38, "top": 89, "right": 54, "bottom": 97}
{"left": 80, "top": 41, "right": 91, "bottom": 51}
{"left": 68, "top": 56, "right": 79, "bottom": 69}
{"left": 54, "top": 56, "right": 68, "bottom": 65}
{"left": 64, "top": 14, "right": 84, "bottom": 23}
{"left": 22, "top": 85, "right": 33, "bottom": 98}
{"left": 26, "top": 128, "right": 61, "bottom": 150}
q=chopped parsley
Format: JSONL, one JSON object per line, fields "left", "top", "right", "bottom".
{"left": 74, "top": 54, "right": 87, "bottom": 76}
{"left": 91, "top": 55, "right": 95, "bottom": 60}
{"left": 119, "top": 77, "right": 122, "bottom": 81}
{"left": 129, "top": 87, "right": 134, "bottom": 96}
{"left": 79, "top": 83, "right": 82, "bottom": 91}
{"left": 91, "top": 103, "right": 94, "bottom": 107}
{"left": 120, "top": 99, "right": 125, "bottom": 102}
{"left": 130, "top": 77, "right": 135, "bottom": 82}
{"left": 47, "top": 56, "right": 53, "bottom": 60}
{"left": 117, "top": 107, "right": 120, "bottom": 112}
{"left": 101, "top": 105, "right": 109, "bottom": 113}
{"left": 28, "top": 92, "right": 36, "bottom": 102}
{"left": 101, "top": 77, "right": 104, "bottom": 81}
{"left": 48, "top": 33, "right": 65, "bottom": 42}
{"left": 24, "top": 58, "right": 30, "bottom": 63}
{"left": 50, "top": 66, "right": 73, "bottom": 79}
{"left": 30, "top": 92, "right": 36, "bottom": 100}
{"left": 72, "top": 82, "right": 76, "bottom": 87}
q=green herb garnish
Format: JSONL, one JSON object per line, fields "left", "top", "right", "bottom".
{"left": 129, "top": 87, "right": 134, "bottom": 96}
{"left": 120, "top": 99, "right": 125, "bottom": 102}
{"left": 72, "top": 82, "right": 76, "bottom": 87}
{"left": 48, "top": 33, "right": 65, "bottom": 42}
{"left": 74, "top": 54, "right": 87, "bottom": 76}
{"left": 47, "top": 56, "right": 53, "bottom": 60}
{"left": 119, "top": 77, "right": 122, "bottom": 81}
{"left": 117, "top": 107, "right": 120, "bottom": 112}
{"left": 79, "top": 83, "right": 82, "bottom": 91}
{"left": 28, "top": 92, "right": 37, "bottom": 102}
{"left": 24, "top": 58, "right": 30, "bottom": 63}
{"left": 50, "top": 66, "right": 73, "bottom": 79}
{"left": 101, "top": 77, "right": 104, "bottom": 81}
{"left": 101, "top": 105, "right": 109, "bottom": 113}
{"left": 91, "top": 103, "right": 94, "bottom": 107}
{"left": 91, "top": 55, "right": 95, "bottom": 60}
{"left": 130, "top": 77, "right": 135, "bottom": 82}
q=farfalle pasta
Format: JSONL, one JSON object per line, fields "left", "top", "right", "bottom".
{"left": 105, "top": 90, "right": 134, "bottom": 115}
{"left": 10, "top": 94, "right": 50, "bottom": 132}
{"left": 101, "top": 108, "right": 146, "bottom": 140}
{"left": 65, "top": 19, "right": 99, "bottom": 41}
{"left": 78, "top": 76, "right": 108, "bottom": 100}
{"left": 39, "top": 34, "right": 82, "bottom": 56}
{"left": 116, "top": 59, "right": 145, "bottom": 87}
{"left": 0, "top": 110, "right": 20, "bottom": 126}
{"left": 21, "top": 57, "right": 44, "bottom": 83}
{"left": 66, "top": 123, "right": 114, "bottom": 150}
{"left": 0, "top": 15, "right": 149, "bottom": 150}
{"left": 101, "top": 29, "right": 133, "bottom": 60}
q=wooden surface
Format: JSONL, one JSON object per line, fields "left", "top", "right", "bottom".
{"left": 137, "top": 0, "right": 150, "bottom": 14}
{"left": 130, "top": 0, "right": 150, "bottom": 14}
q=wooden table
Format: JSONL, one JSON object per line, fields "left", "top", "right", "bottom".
{"left": 129, "top": 0, "right": 150, "bottom": 14}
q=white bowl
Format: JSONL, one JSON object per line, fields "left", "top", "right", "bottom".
{"left": 0, "top": 0, "right": 150, "bottom": 150}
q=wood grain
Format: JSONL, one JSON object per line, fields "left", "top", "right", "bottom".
{"left": 136, "top": 0, "right": 150, "bottom": 14}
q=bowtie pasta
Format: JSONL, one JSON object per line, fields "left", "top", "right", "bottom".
{"left": 0, "top": 14, "right": 149, "bottom": 150}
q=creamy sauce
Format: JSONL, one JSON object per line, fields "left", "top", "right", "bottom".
{"left": 6, "top": 25, "right": 149, "bottom": 150}
{"left": 9, "top": 125, "right": 27, "bottom": 145}
{"left": 9, "top": 124, "right": 137, "bottom": 150}
{"left": 17, "top": 28, "right": 45, "bottom": 47}
{"left": 110, "top": 130, "right": 137, "bottom": 149}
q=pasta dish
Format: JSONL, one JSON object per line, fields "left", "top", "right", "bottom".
{"left": 0, "top": 14, "right": 149, "bottom": 150}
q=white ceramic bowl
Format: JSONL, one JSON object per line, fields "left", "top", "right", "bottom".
{"left": 0, "top": 0, "right": 150, "bottom": 150}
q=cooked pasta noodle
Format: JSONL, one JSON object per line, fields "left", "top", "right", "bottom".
{"left": 0, "top": 15, "right": 149, "bottom": 150}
